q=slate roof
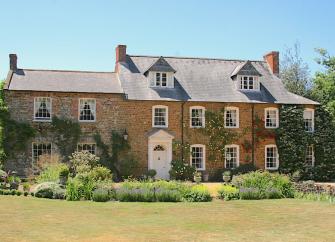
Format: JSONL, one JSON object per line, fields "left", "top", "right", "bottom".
{"left": 231, "top": 61, "right": 262, "bottom": 77}
{"left": 6, "top": 69, "right": 123, "bottom": 94}
{"left": 144, "top": 56, "right": 176, "bottom": 75}
{"left": 118, "top": 55, "right": 318, "bottom": 104}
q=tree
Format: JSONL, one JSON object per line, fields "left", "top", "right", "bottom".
{"left": 311, "top": 48, "right": 335, "bottom": 117}
{"left": 280, "top": 42, "right": 311, "bottom": 96}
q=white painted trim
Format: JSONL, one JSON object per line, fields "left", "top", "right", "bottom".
{"left": 264, "top": 144, "right": 279, "bottom": 170}
{"left": 31, "top": 141, "right": 52, "bottom": 163}
{"left": 150, "top": 72, "right": 174, "bottom": 88}
{"left": 224, "top": 144, "right": 240, "bottom": 168}
{"left": 77, "top": 143, "right": 97, "bottom": 155}
{"left": 304, "top": 108, "right": 315, "bottom": 132}
{"left": 78, "top": 98, "right": 96, "bottom": 122}
{"left": 190, "top": 144, "right": 206, "bottom": 171}
{"left": 33, "top": 97, "right": 52, "bottom": 122}
{"left": 148, "top": 130, "right": 173, "bottom": 179}
{"left": 305, "top": 145, "right": 315, "bottom": 167}
{"left": 224, "top": 106, "right": 240, "bottom": 128}
{"left": 264, "top": 107, "right": 279, "bottom": 129}
{"left": 238, "top": 75, "right": 260, "bottom": 91}
{"left": 152, "top": 105, "right": 168, "bottom": 128}
{"left": 189, "top": 106, "right": 205, "bottom": 128}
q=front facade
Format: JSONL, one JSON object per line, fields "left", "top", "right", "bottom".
{"left": 3, "top": 45, "right": 318, "bottom": 178}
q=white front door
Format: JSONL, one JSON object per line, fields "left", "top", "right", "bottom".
{"left": 152, "top": 144, "right": 169, "bottom": 179}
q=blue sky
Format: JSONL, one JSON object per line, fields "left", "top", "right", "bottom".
{"left": 1, "top": 0, "right": 334, "bottom": 79}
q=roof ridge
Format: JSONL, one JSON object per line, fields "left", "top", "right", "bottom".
{"left": 19, "top": 68, "right": 116, "bottom": 74}
{"left": 129, "top": 54, "right": 265, "bottom": 63}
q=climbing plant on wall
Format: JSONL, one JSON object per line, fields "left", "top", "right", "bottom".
{"left": 51, "top": 116, "right": 81, "bottom": 160}
{"left": 275, "top": 105, "right": 311, "bottom": 173}
{"left": 0, "top": 82, "right": 35, "bottom": 163}
{"left": 94, "top": 130, "right": 133, "bottom": 180}
{"left": 200, "top": 108, "right": 242, "bottom": 163}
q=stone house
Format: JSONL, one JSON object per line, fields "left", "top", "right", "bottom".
{"left": 3, "top": 45, "right": 318, "bottom": 179}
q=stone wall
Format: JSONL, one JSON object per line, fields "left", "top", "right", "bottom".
{"left": 4, "top": 90, "right": 313, "bottom": 177}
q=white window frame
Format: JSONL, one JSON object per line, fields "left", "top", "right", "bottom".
{"left": 152, "top": 105, "right": 168, "bottom": 128}
{"left": 77, "top": 143, "right": 96, "bottom": 155}
{"left": 152, "top": 72, "right": 168, "bottom": 87}
{"left": 33, "top": 97, "right": 52, "bottom": 122}
{"left": 190, "top": 144, "right": 206, "bottom": 171}
{"left": 265, "top": 144, "right": 279, "bottom": 170}
{"left": 190, "top": 106, "right": 205, "bottom": 128}
{"left": 32, "top": 142, "right": 52, "bottom": 163}
{"left": 264, "top": 107, "right": 279, "bottom": 128}
{"left": 305, "top": 145, "right": 315, "bottom": 167}
{"left": 303, "top": 108, "right": 314, "bottom": 133}
{"left": 78, "top": 98, "right": 96, "bottom": 122}
{"left": 224, "top": 107, "right": 239, "bottom": 128}
{"left": 225, "top": 144, "right": 240, "bottom": 169}
{"left": 238, "top": 75, "right": 260, "bottom": 91}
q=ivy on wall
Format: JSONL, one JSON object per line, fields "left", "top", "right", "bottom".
{"left": 275, "top": 105, "right": 311, "bottom": 173}
{"left": 51, "top": 116, "right": 81, "bottom": 160}
{"left": 94, "top": 131, "right": 132, "bottom": 180}
{"left": 0, "top": 82, "right": 35, "bottom": 164}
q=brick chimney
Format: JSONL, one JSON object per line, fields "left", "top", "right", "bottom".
{"left": 9, "top": 54, "right": 17, "bottom": 71}
{"left": 115, "top": 45, "right": 127, "bottom": 72}
{"left": 264, "top": 51, "right": 279, "bottom": 76}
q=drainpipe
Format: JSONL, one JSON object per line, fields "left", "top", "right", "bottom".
{"left": 181, "top": 101, "right": 185, "bottom": 162}
{"left": 251, "top": 103, "right": 255, "bottom": 165}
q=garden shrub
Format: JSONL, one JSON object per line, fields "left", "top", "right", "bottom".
{"left": 231, "top": 163, "right": 257, "bottom": 175}
{"left": 264, "top": 188, "right": 283, "bottom": 199}
{"left": 88, "top": 166, "right": 112, "bottom": 181}
{"left": 155, "top": 188, "right": 182, "bottom": 202}
{"left": 239, "top": 187, "right": 262, "bottom": 200}
{"left": 118, "top": 154, "right": 139, "bottom": 179}
{"left": 169, "top": 160, "right": 195, "bottom": 181}
{"left": 182, "top": 185, "right": 212, "bottom": 202}
{"left": 116, "top": 187, "right": 156, "bottom": 202}
{"left": 66, "top": 178, "right": 82, "bottom": 201}
{"left": 36, "top": 163, "right": 69, "bottom": 183}
{"left": 69, "top": 151, "right": 100, "bottom": 175}
{"left": 33, "top": 182, "right": 64, "bottom": 199}
{"left": 217, "top": 184, "right": 239, "bottom": 201}
{"left": 92, "top": 188, "right": 110, "bottom": 202}
{"left": 16, "top": 190, "right": 22, "bottom": 196}
{"left": 24, "top": 191, "right": 28, "bottom": 196}
{"left": 232, "top": 171, "right": 294, "bottom": 199}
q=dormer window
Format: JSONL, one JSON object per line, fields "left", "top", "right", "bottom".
{"left": 144, "top": 56, "right": 176, "bottom": 88}
{"left": 239, "top": 76, "right": 259, "bottom": 90}
{"left": 231, "top": 61, "right": 262, "bottom": 91}
{"left": 155, "top": 72, "right": 167, "bottom": 87}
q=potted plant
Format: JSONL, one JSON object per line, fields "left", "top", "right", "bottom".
{"left": 59, "top": 166, "right": 70, "bottom": 186}
{"left": 222, "top": 170, "right": 232, "bottom": 183}
{"left": 146, "top": 169, "right": 157, "bottom": 180}
{"left": 291, "top": 170, "right": 301, "bottom": 183}
{"left": 9, "top": 175, "right": 20, "bottom": 190}
{"left": 194, "top": 171, "right": 202, "bottom": 184}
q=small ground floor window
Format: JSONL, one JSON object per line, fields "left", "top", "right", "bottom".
{"left": 225, "top": 145, "right": 239, "bottom": 169}
{"left": 265, "top": 145, "right": 279, "bottom": 170}
{"left": 32, "top": 142, "right": 52, "bottom": 162}
{"left": 190, "top": 144, "right": 205, "bottom": 170}
{"left": 77, "top": 143, "right": 96, "bottom": 155}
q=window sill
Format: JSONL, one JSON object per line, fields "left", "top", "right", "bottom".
{"left": 265, "top": 167, "right": 279, "bottom": 171}
{"left": 264, "top": 126, "right": 278, "bottom": 129}
{"left": 153, "top": 125, "right": 168, "bottom": 128}
{"left": 33, "top": 119, "right": 52, "bottom": 122}
{"left": 79, "top": 120, "right": 96, "bottom": 123}
{"left": 190, "top": 126, "right": 205, "bottom": 129}
{"left": 224, "top": 126, "right": 239, "bottom": 129}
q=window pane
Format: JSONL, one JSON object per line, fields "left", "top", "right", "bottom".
{"left": 191, "top": 146, "right": 203, "bottom": 169}
{"left": 305, "top": 145, "right": 314, "bottom": 166}
{"left": 225, "top": 109, "right": 237, "bottom": 127}
{"left": 154, "top": 108, "right": 166, "bottom": 126}
{"left": 78, "top": 143, "right": 96, "bottom": 155}
{"left": 80, "top": 99, "right": 96, "bottom": 121}
{"left": 266, "top": 146, "right": 278, "bottom": 169}
{"left": 225, "top": 146, "right": 238, "bottom": 168}
{"left": 34, "top": 97, "right": 51, "bottom": 120}
{"left": 156, "top": 73, "right": 161, "bottom": 86}
{"left": 161, "top": 73, "right": 167, "bottom": 87}
{"left": 191, "top": 109, "right": 203, "bottom": 127}
{"left": 266, "top": 109, "right": 277, "bottom": 127}
{"left": 32, "top": 142, "right": 52, "bottom": 162}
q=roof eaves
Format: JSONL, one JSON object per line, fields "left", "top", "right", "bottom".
{"left": 3, "top": 70, "right": 14, "bottom": 90}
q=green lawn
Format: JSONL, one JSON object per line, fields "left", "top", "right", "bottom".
{"left": 0, "top": 197, "right": 334, "bottom": 242}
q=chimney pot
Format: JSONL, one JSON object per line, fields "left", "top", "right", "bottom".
{"left": 264, "top": 51, "right": 279, "bottom": 76}
{"left": 9, "top": 54, "right": 17, "bottom": 71}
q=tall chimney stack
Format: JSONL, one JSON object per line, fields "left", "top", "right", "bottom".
{"left": 264, "top": 51, "right": 279, "bottom": 76}
{"left": 115, "top": 45, "right": 127, "bottom": 72}
{"left": 9, "top": 54, "right": 17, "bottom": 71}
